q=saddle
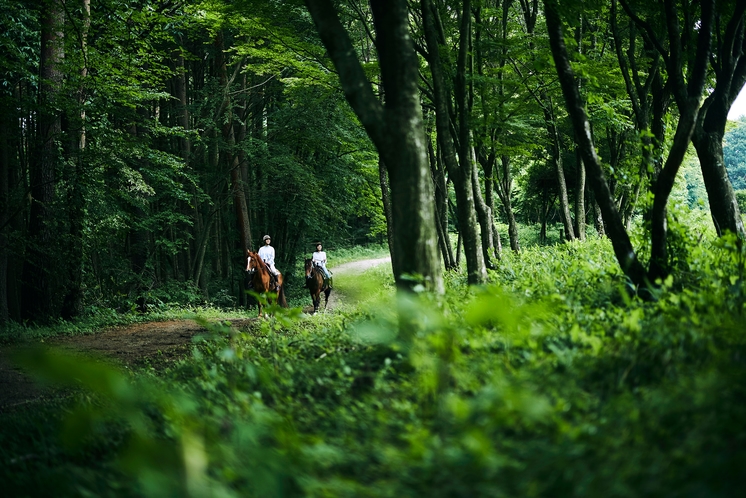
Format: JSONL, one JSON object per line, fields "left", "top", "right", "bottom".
{"left": 314, "top": 262, "right": 332, "bottom": 289}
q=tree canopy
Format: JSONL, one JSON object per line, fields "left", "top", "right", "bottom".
{"left": 1, "top": 0, "right": 745, "bottom": 323}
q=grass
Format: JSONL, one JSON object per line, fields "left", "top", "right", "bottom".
{"left": 325, "top": 243, "right": 390, "bottom": 267}
{"left": 0, "top": 244, "right": 393, "bottom": 345}
{"left": 3, "top": 232, "right": 746, "bottom": 496}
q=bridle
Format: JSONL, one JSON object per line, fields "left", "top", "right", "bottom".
{"left": 305, "top": 260, "right": 321, "bottom": 281}
{"left": 247, "top": 254, "right": 260, "bottom": 276}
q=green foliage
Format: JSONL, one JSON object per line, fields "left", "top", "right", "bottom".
{"left": 0, "top": 0, "right": 38, "bottom": 96}
{"left": 724, "top": 118, "right": 746, "bottom": 191}
{"left": 322, "top": 243, "right": 390, "bottom": 267}
{"left": 4, "top": 235, "right": 746, "bottom": 496}
{"left": 736, "top": 189, "right": 746, "bottom": 213}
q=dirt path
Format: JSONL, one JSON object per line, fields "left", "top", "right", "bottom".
{"left": 0, "top": 256, "right": 391, "bottom": 412}
{"left": 324, "top": 256, "right": 391, "bottom": 311}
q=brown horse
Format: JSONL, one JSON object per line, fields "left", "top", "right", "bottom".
{"left": 246, "top": 250, "right": 288, "bottom": 317}
{"left": 304, "top": 258, "right": 331, "bottom": 313}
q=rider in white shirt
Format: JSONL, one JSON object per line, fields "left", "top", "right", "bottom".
{"left": 312, "top": 242, "right": 332, "bottom": 286}
{"left": 258, "top": 235, "right": 280, "bottom": 278}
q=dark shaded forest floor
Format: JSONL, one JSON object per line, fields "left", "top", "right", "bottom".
{"left": 0, "top": 256, "right": 391, "bottom": 412}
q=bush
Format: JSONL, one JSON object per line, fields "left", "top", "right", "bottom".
{"left": 4, "top": 235, "right": 746, "bottom": 496}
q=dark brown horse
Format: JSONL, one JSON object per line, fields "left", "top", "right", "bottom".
{"left": 304, "top": 258, "right": 331, "bottom": 313}
{"left": 246, "top": 250, "right": 288, "bottom": 317}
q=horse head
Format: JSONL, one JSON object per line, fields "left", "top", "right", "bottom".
{"left": 304, "top": 258, "right": 315, "bottom": 280}
{"left": 246, "top": 251, "right": 265, "bottom": 275}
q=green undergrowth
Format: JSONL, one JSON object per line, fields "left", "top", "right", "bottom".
{"left": 0, "top": 244, "right": 389, "bottom": 344}
{"left": 324, "top": 243, "right": 390, "bottom": 267}
{"left": 2, "top": 236, "right": 746, "bottom": 496}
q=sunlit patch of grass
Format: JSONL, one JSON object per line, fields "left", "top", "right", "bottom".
{"left": 327, "top": 243, "right": 390, "bottom": 267}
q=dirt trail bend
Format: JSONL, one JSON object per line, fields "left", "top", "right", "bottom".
{"left": 331, "top": 256, "right": 391, "bottom": 275}
{"left": 324, "top": 256, "right": 391, "bottom": 311}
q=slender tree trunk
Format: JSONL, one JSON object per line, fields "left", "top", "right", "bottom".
{"left": 545, "top": 0, "right": 647, "bottom": 286}
{"left": 22, "top": 2, "right": 64, "bottom": 322}
{"left": 215, "top": 33, "right": 253, "bottom": 255}
{"left": 594, "top": 200, "right": 605, "bottom": 237}
{"left": 474, "top": 4, "right": 503, "bottom": 261}
{"left": 575, "top": 155, "right": 586, "bottom": 240}
{"left": 305, "top": 0, "right": 443, "bottom": 292}
{"left": 471, "top": 145, "right": 496, "bottom": 268}
{"left": 193, "top": 212, "right": 217, "bottom": 287}
{"left": 543, "top": 98, "right": 575, "bottom": 241}
{"left": 499, "top": 155, "right": 520, "bottom": 252}
{"left": 61, "top": 0, "right": 90, "bottom": 319}
{"left": 428, "top": 140, "right": 455, "bottom": 269}
{"left": 479, "top": 151, "right": 502, "bottom": 259}
{"left": 378, "top": 157, "right": 397, "bottom": 270}
{"left": 456, "top": 231, "right": 462, "bottom": 266}
{"left": 420, "top": 0, "right": 485, "bottom": 283}
{"left": 690, "top": 2, "right": 746, "bottom": 239}
{"left": 693, "top": 130, "right": 746, "bottom": 238}
{"left": 0, "top": 106, "right": 10, "bottom": 324}
{"left": 175, "top": 47, "right": 191, "bottom": 166}
{"left": 648, "top": 0, "right": 714, "bottom": 281}
{"left": 454, "top": 0, "right": 487, "bottom": 282}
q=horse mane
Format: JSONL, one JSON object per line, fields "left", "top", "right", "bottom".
{"left": 249, "top": 250, "right": 270, "bottom": 274}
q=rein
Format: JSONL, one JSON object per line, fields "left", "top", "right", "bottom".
{"left": 250, "top": 253, "right": 267, "bottom": 272}
{"left": 306, "top": 261, "right": 323, "bottom": 280}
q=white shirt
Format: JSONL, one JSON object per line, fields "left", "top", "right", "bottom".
{"left": 258, "top": 245, "right": 275, "bottom": 265}
{"left": 312, "top": 250, "right": 327, "bottom": 265}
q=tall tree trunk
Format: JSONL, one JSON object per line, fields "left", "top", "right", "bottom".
{"left": 498, "top": 155, "right": 520, "bottom": 252}
{"left": 691, "top": 3, "right": 746, "bottom": 239}
{"left": 215, "top": 33, "right": 253, "bottom": 255}
{"left": 175, "top": 48, "right": 191, "bottom": 167}
{"left": 305, "top": 0, "right": 443, "bottom": 292}
{"left": 428, "top": 140, "right": 455, "bottom": 269}
{"left": 22, "top": 2, "right": 64, "bottom": 322}
{"left": 543, "top": 97, "right": 575, "bottom": 241}
{"left": 421, "top": 0, "right": 485, "bottom": 283}
{"left": 648, "top": 0, "right": 714, "bottom": 281}
{"left": 693, "top": 130, "right": 746, "bottom": 238}
{"left": 378, "top": 157, "right": 397, "bottom": 270}
{"left": 454, "top": 0, "right": 487, "bottom": 281}
{"left": 192, "top": 212, "right": 217, "bottom": 287}
{"left": 575, "top": 155, "right": 586, "bottom": 240}
{"left": 471, "top": 145, "right": 496, "bottom": 268}
{"left": 545, "top": 0, "right": 647, "bottom": 287}
{"left": 61, "top": 0, "right": 91, "bottom": 319}
{"left": 479, "top": 151, "right": 502, "bottom": 259}
{"left": 473, "top": 3, "right": 504, "bottom": 260}
{"left": 0, "top": 104, "right": 10, "bottom": 324}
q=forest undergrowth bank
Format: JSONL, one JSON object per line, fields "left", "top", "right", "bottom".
{"left": 1, "top": 235, "right": 745, "bottom": 497}
{"left": 0, "top": 245, "right": 391, "bottom": 345}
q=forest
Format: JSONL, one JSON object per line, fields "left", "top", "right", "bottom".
{"left": 1, "top": 0, "right": 746, "bottom": 496}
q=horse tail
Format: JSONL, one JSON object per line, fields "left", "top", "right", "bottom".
{"left": 278, "top": 285, "right": 288, "bottom": 308}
